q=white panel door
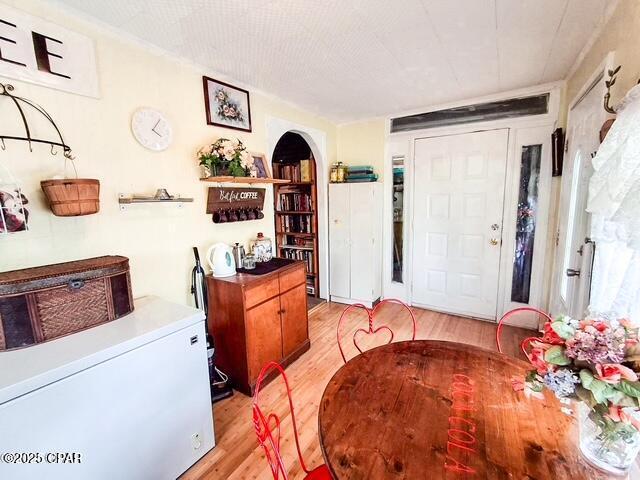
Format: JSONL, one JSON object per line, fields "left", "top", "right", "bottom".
{"left": 348, "top": 183, "right": 381, "bottom": 301}
{"left": 411, "top": 129, "right": 509, "bottom": 319}
{"left": 329, "top": 184, "right": 351, "bottom": 298}
{"left": 553, "top": 83, "right": 603, "bottom": 318}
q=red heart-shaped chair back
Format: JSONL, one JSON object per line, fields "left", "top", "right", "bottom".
{"left": 337, "top": 298, "right": 417, "bottom": 363}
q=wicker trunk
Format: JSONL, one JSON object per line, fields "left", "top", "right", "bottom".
{"left": 0, "top": 256, "right": 133, "bottom": 350}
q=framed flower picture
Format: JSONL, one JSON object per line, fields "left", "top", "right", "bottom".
{"left": 203, "top": 76, "right": 252, "bottom": 132}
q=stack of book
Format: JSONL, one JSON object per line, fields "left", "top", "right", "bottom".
{"left": 276, "top": 164, "right": 302, "bottom": 182}
{"left": 278, "top": 214, "right": 313, "bottom": 233}
{"left": 346, "top": 165, "right": 378, "bottom": 182}
{"left": 278, "top": 192, "right": 313, "bottom": 211}
{"left": 305, "top": 280, "right": 316, "bottom": 296}
{"left": 280, "top": 248, "right": 314, "bottom": 275}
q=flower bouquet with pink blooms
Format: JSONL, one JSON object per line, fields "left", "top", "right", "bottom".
{"left": 197, "top": 138, "right": 252, "bottom": 177}
{"left": 518, "top": 314, "right": 640, "bottom": 473}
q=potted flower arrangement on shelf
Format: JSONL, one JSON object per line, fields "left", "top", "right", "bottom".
{"left": 197, "top": 138, "right": 253, "bottom": 178}
{"left": 515, "top": 314, "right": 640, "bottom": 475}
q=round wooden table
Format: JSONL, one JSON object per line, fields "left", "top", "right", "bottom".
{"left": 318, "top": 340, "right": 607, "bottom": 479}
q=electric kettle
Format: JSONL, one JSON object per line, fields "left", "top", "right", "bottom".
{"left": 206, "top": 243, "right": 236, "bottom": 278}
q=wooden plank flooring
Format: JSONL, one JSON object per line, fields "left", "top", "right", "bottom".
{"left": 180, "top": 302, "right": 635, "bottom": 479}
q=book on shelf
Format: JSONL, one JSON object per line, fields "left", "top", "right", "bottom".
{"left": 281, "top": 237, "right": 314, "bottom": 248}
{"left": 300, "top": 159, "right": 312, "bottom": 182}
{"left": 276, "top": 163, "right": 304, "bottom": 182}
{"left": 280, "top": 248, "right": 314, "bottom": 274}
{"left": 347, "top": 165, "right": 374, "bottom": 175}
{"left": 306, "top": 282, "right": 316, "bottom": 296}
{"left": 278, "top": 214, "right": 313, "bottom": 234}
{"left": 277, "top": 192, "right": 313, "bottom": 212}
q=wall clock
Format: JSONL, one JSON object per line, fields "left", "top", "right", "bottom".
{"left": 131, "top": 108, "right": 173, "bottom": 151}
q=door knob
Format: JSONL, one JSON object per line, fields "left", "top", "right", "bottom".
{"left": 566, "top": 268, "right": 581, "bottom": 277}
{"left": 489, "top": 238, "right": 499, "bottom": 246}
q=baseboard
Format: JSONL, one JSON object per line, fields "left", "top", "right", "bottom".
{"left": 329, "top": 296, "right": 380, "bottom": 309}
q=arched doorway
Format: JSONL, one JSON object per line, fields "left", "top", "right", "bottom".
{"left": 266, "top": 117, "right": 328, "bottom": 302}
{"left": 271, "top": 132, "right": 324, "bottom": 310}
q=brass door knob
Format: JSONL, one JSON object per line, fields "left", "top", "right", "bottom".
{"left": 490, "top": 238, "right": 499, "bottom": 246}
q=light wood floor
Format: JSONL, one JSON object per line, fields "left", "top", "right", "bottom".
{"left": 180, "top": 302, "right": 638, "bottom": 479}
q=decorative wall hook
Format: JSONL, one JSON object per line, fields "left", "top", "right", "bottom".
{"left": 0, "top": 82, "right": 74, "bottom": 158}
{"left": 604, "top": 65, "right": 621, "bottom": 114}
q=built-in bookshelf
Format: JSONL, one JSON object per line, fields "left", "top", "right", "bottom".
{"left": 272, "top": 153, "right": 319, "bottom": 297}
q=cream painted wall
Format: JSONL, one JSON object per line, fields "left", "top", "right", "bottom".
{"left": 567, "top": 0, "right": 640, "bottom": 108}
{"left": 0, "top": 0, "right": 336, "bottom": 305}
{"left": 336, "top": 119, "right": 385, "bottom": 179}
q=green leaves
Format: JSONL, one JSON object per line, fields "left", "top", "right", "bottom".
{"left": 550, "top": 320, "right": 575, "bottom": 340}
{"left": 544, "top": 346, "right": 571, "bottom": 366}
{"left": 580, "top": 369, "right": 608, "bottom": 404}
{"left": 580, "top": 370, "right": 640, "bottom": 406}
{"left": 580, "top": 369, "right": 595, "bottom": 388}
{"left": 615, "top": 380, "right": 640, "bottom": 399}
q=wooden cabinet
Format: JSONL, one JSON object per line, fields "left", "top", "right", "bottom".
{"left": 280, "top": 285, "right": 308, "bottom": 358}
{"left": 206, "top": 259, "right": 310, "bottom": 395}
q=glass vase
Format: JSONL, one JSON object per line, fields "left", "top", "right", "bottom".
{"left": 579, "top": 404, "right": 640, "bottom": 476}
{"left": 212, "top": 162, "right": 230, "bottom": 177}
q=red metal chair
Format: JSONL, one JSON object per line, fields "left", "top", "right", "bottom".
{"left": 337, "top": 298, "right": 417, "bottom": 363}
{"left": 495, "top": 307, "right": 554, "bottom": 354}
{"left": 252, "top": 361, "right": 331, "bottom": 480}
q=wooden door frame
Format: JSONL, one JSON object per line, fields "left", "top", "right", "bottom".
{"left": 549, "top": 52, "right": 615, "bottom": 318}
{"left": 384, "top": 83, "right": 561, "bottom": 327}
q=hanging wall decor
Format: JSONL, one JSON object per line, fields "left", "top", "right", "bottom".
{"left": 0, "top": 82, "right": 100, "bottom": 217}
{"left": 203, "top": 76, "right": 252, "bottom": 132}
{"left": 0, "top": 4, "right": 99, "bottom": 98}
{"left": 0, "top": 161, "right": 29, "bottom": 234}
{"left": 206, "top": 187, "right": 265, "bottom": 223}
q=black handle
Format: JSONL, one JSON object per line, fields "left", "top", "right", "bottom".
{"left": 68, "top": 279, "right": 85, "bottom": 289}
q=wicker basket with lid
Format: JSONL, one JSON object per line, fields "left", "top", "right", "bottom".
{"left": 0, "top": 256, "right": 133, "bottom": 350}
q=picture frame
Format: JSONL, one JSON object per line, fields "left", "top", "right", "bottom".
{"left": 249, "top": 152, "right": 271, "bottom": 179}
{"left": 203, "top": 76, "right": 252, "bottom": 132}
{"left": 0, "top": 185, "right": 29, "bottom": 235}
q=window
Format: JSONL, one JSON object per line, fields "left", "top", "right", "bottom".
{"left": 390, "top": 94, "right": 549, "bottom": 133}
{"left": 511, "top": 145, "right": 542, "bottom": 303}
{"left": 392, "top": 155, "right": 405, "bottom": 283}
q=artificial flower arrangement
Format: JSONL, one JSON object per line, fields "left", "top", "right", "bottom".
{"left": 515, "top": 314, "right": 640, "bottom": 471}
{"left": 214, "top": 88, "right": 245, "bottom": 123}
{"left": 197, "top": 138, "right": 253, "bottom": 177}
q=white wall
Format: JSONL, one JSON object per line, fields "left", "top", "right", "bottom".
{"left": 0, "top": 0, "right": 336, "bottom": 305}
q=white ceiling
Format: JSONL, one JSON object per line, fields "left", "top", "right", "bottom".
{"left": 53, "top": 0, "right": 611, "bottom": 122}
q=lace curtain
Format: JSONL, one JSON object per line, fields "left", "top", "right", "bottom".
{"left": 587, "top": 84, "right": 640, "bottom": 321}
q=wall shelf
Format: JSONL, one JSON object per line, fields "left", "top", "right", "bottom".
{"left": 199, "top": 176, "right": 290, "bottom": 184}
{"left": 118, "top": 195, "right": 193, "bottom": 210}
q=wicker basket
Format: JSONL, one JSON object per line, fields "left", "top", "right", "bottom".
{"left": 0, "top": 256, "right": 133, "bottom": 350}
{"left": 40, "top": 178, "right": 100, "bottom": 216}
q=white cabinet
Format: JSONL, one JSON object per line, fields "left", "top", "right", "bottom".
{"left": 329, "top": 183, "right": 383, "bottom": 307}
{"left": 0, "top": 296, "right": 215, "bottom": 480}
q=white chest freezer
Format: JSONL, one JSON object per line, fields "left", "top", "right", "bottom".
{"left": 0, "top": 296, "right": 215, "bottom": 480}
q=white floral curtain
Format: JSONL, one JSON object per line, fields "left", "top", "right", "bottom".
{"left": 587, "top": 84, "right": 640, "bottom": 321}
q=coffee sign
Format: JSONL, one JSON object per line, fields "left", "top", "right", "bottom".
{"left": 0, "top": 4, "right": 99, "bottom": 97}
{"left": 206, "top": 187, "right": 265, "bottom": 213}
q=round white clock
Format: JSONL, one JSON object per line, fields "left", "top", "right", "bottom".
{"left": 131, "top": 108, "right": 173, "bottom": 151}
